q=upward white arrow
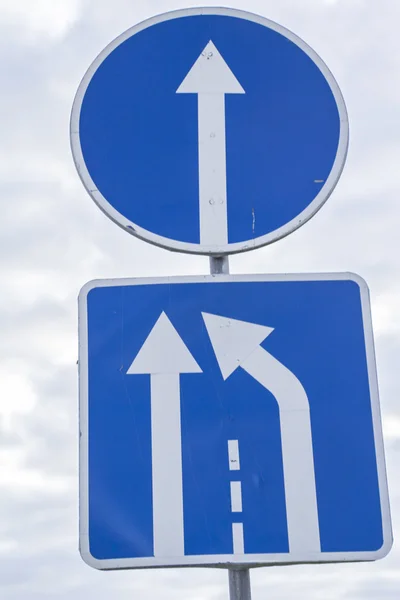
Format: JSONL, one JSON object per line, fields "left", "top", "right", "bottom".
{"left": 128, "top": 312, "right": 202, "bottom": 558}
{"left": 202, "top": 313, "right": 321, "bottom": 554}
{"left": 177, "top": 41, "right": 245, "bottom": 247}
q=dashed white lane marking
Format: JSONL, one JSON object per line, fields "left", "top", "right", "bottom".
{"left": 228, "top": 440, "right": 244, "bottom": 554}
{"left": 232, "top": 522, "right": 245, "bottom": 554}
{"left": 228, "top": 439, "right": 240, "bottom": 470}
{"left": 230, "top": 481, "right": 243, "bottom": 512}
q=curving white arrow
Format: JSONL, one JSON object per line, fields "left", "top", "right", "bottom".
{"left": 177, "top": 40, "right": 245, "bottom": 246}
{"left": 202, "top": 312, "right": 321, "bottom": 554}
{"left": 128, "top": 312, "right": 202, "bottom": 557}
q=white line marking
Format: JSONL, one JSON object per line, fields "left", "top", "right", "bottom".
{"left": 243, "top": 347, "right": 320, "bottom": 553}
{"left": 230, "top": 481, "right": 243, "bottom": 512}
{"left": 127, "top": 312, "right": 202, "bottom": 557}
{"left": 203, "top": 312, "right": 321, "bottom": 554}
{"left": 177, "top": 40, "right": 245, "bottom": 246}
{"left": 228, "top": 439, "right": 240, "bottom": 470}
{"left": 150, "top": 374, "right": 184, "bottom": 557}
{"left": 232, "top": 523, "right": 245, "bottom": 554}
{"left": 197, "top": 93, "right": 228, "bottom": 245}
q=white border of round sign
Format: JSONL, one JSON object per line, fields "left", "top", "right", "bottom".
{"left": 70, "top": 7, "right": 349, "bottom": 256}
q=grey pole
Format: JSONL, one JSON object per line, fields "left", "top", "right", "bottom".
{"left": 228, "top": 569, "right": 252, "bottom": 600}
{"left": 209, "top": 255, "right": 252, "bottom": 600}
{"left": 209, "top": 255, "right": 230, "bottom": 275}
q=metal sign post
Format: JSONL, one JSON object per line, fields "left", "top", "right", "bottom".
{"left": 210, "top": 256, "right": 230, "bottom": 275}
{"left": 210, "top": 255, "right": 252, "bottom": 600}
{"left": 229, "top": 569, "right": 252, "bottom": 600}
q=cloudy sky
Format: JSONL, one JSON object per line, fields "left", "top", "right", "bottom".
{"left": 1, "top": 0, "right": 399, "bottom": 597}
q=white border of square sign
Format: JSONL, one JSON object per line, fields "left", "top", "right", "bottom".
{"left": 78, "top": 272, "right": 392, "bottom": 570}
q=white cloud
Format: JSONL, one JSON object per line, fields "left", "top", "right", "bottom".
{"left": 0, "top": 0, "right": 82, "bottom": 44}
{"left": 383, "top": 416, "right": 400, "bottom": 441}
{"left": 0, "top": 446, "right": 71, "bottom": 493}
{"left": 0, "top": 364, "right": 36, "bottom": 425}
{"left": 0, "top": 0, "right": 399, "bottom": 598}
{"left": 373, "top": 292, "right": 400, "bottom": 336}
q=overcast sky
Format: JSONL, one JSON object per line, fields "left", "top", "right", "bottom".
{"left": 1, "top": 0, "right": 399, "bottom": 598}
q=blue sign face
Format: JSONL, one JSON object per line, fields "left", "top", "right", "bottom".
{"left": 78, "top": 274, "right": 391, "bottom": 570}
{"left": 71, "top": 8, "right": 348, "bottom": 255}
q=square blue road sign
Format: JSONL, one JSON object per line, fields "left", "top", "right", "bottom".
{"left": 78, "top": 273, "right": 392, "bottom": 570}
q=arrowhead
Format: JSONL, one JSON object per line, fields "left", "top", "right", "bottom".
{"left": 202, "top": 313, "right": 274, "bottom": 380}
{"left": 177, "top": 40, "right": 245, "bottom": 95}
{"left": 127, "top": 312, "right": 202, "bottom": 375}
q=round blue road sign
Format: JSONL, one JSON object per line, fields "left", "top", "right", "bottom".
{"left": 71, "top": 8, "right": 348, "bottom": 255}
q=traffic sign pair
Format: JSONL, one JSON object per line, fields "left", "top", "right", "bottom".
{"left": 71, "top": 7, "right": 392, "bottom": 572}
